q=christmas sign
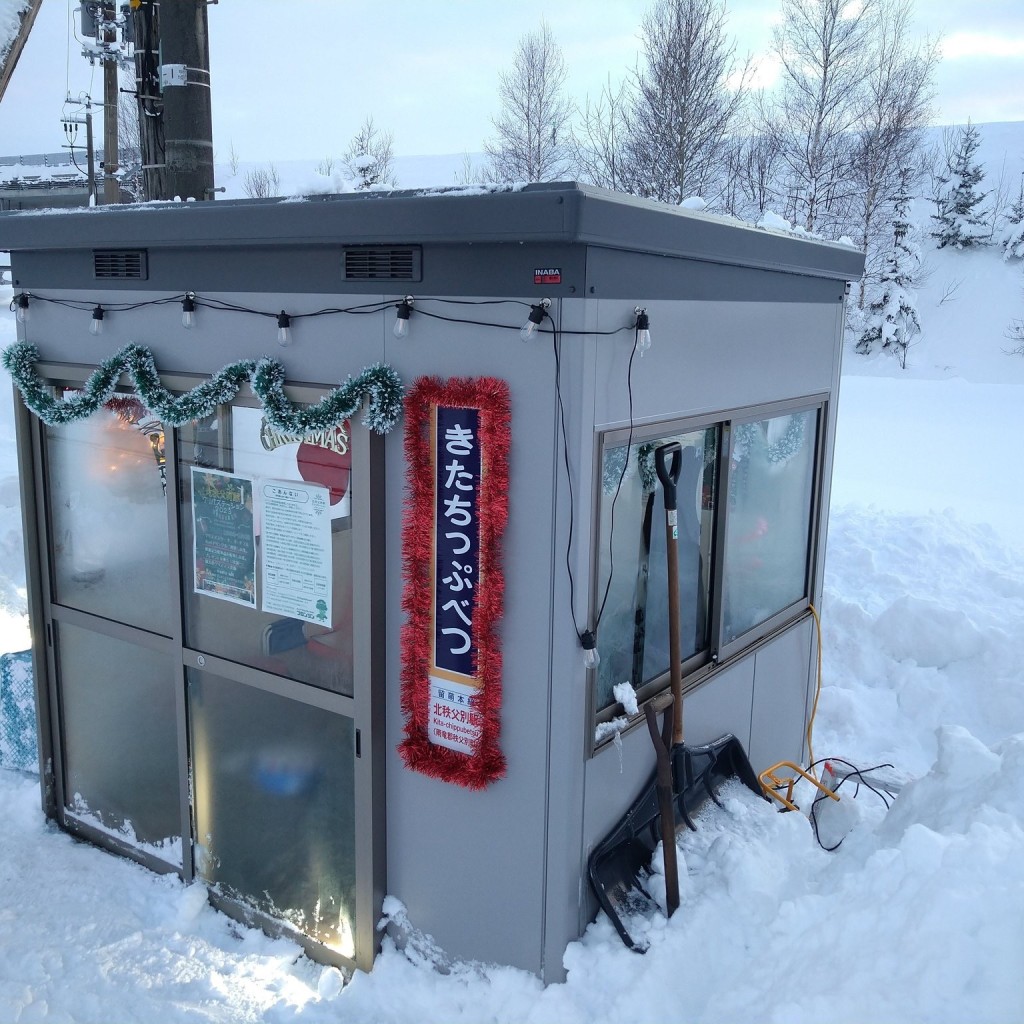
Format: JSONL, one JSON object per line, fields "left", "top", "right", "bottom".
{"left": 191, "top": 468, "right": 257, "bottom": 607}
{"left": 399, "top": 376, "right": 510, "bottom": 789}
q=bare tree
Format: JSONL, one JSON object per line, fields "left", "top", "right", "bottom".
{"left": 242, "top": 163, "right": 281, "bottom": 199}
{"left": 851, "top": 0, "right": 938, "bottom": 297}
{"left": 571, "top": 76, "right": 633, "bottom": 191}
{"left": 722, "top": 108, "right": 786, "bottom": 219}
{"left": 343, "top": 116, "right": 396, "bottom": 190}
{"left": 766, "top": 0, "right": 877, "bottom": 233}
{"left": 117, "top": 68, "right": 145, "bottom": 202}
{"left": 623, "top": 0, "right": 751, "bottom": 206}
{"left": 453, "top": 153, "right": 498, "bottom": 186}
{"left": 486, "top": 21, "right": 573, "bottom": 183}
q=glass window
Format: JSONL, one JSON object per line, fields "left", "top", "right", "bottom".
{"left": 177, "top": 405, "right": 354, "bottom": 696}
{"left": 45, "top": 394, "right": 171, "bottom": 632}
{"left": 595, "top": 427, "right": 717, "bottom": 711}
{"left": 188, "top": 669, "right": 356, "bottom": 959}
{"left": 57, "top": 622, "right": 181, "bottom": 863}
{"left": 722, "top": 408, "right": 818, "bottom": 644}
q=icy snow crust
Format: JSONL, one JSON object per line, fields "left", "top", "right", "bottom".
{"left": 3, "top": 143, "right": 1024, "bottom": 1020}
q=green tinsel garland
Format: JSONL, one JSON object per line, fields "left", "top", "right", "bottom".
{"left": 1, "top": 341, "right": 404, "bottom": 435}
{"left": 733, "top": 415, "right": 806, "bottom": 465}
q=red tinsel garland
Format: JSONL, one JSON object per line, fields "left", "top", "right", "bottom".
{"left": 398, "top": 376, "right": 510, "bottom": 789}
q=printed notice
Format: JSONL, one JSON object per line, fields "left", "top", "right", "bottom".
{"left": 260, "top": 479, "right": 332, "bottom": 623}
{"left": 192, "top": 468, "right": 257, "bottom": 606}
{"left": 427, "top": 677, "right": 483, "bottom": 755}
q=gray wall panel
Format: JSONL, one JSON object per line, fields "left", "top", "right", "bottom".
{"left": 579, "top": 655, "right": 757, "bottom": 925}
{"left": 381, "top": 300, "right": 561, "bottom": 976}
{"left": 748, "top": 618, "right": 814, "bottom": 772}
{"left": 537, "top": 298, "right": 598, "bottom": 982}
{"left": 591, "top": 298, "right": 841, "bottom": 430}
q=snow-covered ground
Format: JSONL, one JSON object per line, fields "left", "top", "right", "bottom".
{"left": 2, "top": 162, "right": 1024, "bottom": 1021}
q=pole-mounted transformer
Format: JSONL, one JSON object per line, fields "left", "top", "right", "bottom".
{"left": 80, "top": 0, "right": 215, "bottom": 203}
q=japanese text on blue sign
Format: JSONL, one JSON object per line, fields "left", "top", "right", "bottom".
{"left": 433, "top": 406, "right": 481, "bottom": 679}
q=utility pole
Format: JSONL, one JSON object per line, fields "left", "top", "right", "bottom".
{"left": 85, "top": 106, "right": 97, "bottom": 202}
{"left": 132, "top": 0, "right": 164, "bottom": 201}
{"left": 133, "top": 0, "right": 214, "bottom": 201}
{"left": 61, "top": 98, "right": 97, "bottom": 205}
{"left": 102, "top": 9, "right": 119, "bottom": 204}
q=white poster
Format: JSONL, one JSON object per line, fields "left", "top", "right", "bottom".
{"left": 260, "top": 478, "right": 333, "bottom": 624}
{"left": 427, "top": 677, "right": 483, "bottom": 755}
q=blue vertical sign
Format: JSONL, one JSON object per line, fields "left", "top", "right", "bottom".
{"left": 433, "top": 406, "right": 481, "bottom": 678}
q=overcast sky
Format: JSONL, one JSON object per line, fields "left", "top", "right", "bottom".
{"left": 0, "top": 0, "right": 1022, "bottom": 164}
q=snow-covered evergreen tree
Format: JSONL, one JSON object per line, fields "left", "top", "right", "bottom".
{"left": 999, "top": 177, "right": 1024, "bottom": 261}
{"left": 858, "top": 168, "right": 921, "bottom": 365}
{"left": 343, "top": 116, "right": 396, "bottom": 191}
{"left": 930, "top": 121, "right": 990, "bottom": 249}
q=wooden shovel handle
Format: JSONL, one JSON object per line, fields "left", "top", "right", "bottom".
{"left": 656, "top": 442, "right": 684, "bottom": 745}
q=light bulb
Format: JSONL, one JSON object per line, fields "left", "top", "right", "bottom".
{"left": 581, "top": 629, "right": 600, "bottom": 669}
{"left": 90, "top": 305, "right": 104, "bottom": 336}
{"left": 521, "top": 299, "right": 550, "bottom": 342}
{"left": 181, "top": 292, "right": 196, "bottom": 329}
{"left": 15, "top": 293, "right": 29, "bottom": 324}
{"left": 635, "top": 307, "right": 651, "bottom": 356}
{"left": 394, "top": 296, "right": 413, "bottom": 338}
{"left": 277, "top": 310, "right": 292, "bottom": 347}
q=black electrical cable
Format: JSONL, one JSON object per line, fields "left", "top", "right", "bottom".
{"left": 19, "top": 292, "right": 643, "bottom": 343}
{"left": 593, "top": 331, "right": 638, "bottom": 629}
{"left": 552, "top": 315, "right": 640, "bottom": 645}
{"left": 22, "top": 294, "right": 183, "bottom": 313}
{"left": 808, "top": 759, "right": 897, "bottom": 851}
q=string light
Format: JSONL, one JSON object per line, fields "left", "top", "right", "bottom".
{"left": 11, "top": 291, "right": 646, "bottom": 346}
{"left": 393, "top": 296, "right": 414, "bottom": 338}
{"left": 634, "top": 307, "right": 651, "bottom": 356}
{"left": 9, "top": 288, "right": 646, "bottom": 676}
{"left": 520, "top": 298, "right": 551, "bottom": 341}
{"left": 276, "top": 310, "right": 292, "bottom": 347}
{"left": 181, "top": 292, "right": 196, "bottom": 330}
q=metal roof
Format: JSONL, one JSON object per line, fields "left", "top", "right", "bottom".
{"left": 0, "top": 181, "right": 865, "bottom": 283}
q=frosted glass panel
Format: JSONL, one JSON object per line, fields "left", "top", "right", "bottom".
{"left": 595, "top": 428, "right": 717, "bottom": 711}
{"left": 722, "top": 409, "right": 817, "bottom": 642}
{"left": 46, "top": 396, "right": 171, "bottom": 632}
{"left": 189, "top": 670, "right": 357, "bottom": 958}
{"left": 59, "top": 623, "right": 181, "bottom": 864}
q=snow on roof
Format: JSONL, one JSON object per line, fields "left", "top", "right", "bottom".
{"left": 0, "top": 1, "right": 29, "bottom": 56}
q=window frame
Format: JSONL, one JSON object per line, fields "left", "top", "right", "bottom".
{"left": 590, "top": 393, "right": 829, "bottom": 739}
{"left": 24, "top": 361, "right": 387, "bottom": 974}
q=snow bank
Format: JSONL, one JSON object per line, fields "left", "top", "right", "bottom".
{"left": 1, "top": 502, "right": 1022, "bottom": 1023}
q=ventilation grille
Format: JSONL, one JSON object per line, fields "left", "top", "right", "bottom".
{"left": 93, "top": 249, "right": 148, "bottom": 280}
{"left": 343, "top": 246, "right": 421, "bottom": 282}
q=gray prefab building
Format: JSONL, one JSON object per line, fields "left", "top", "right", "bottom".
{"left": 0, "top": 183, "right": 863, "bottom": 982}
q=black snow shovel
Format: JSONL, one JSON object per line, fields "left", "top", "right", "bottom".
{"left": 588, "top": 441, "right": 765, "bottom": 952}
